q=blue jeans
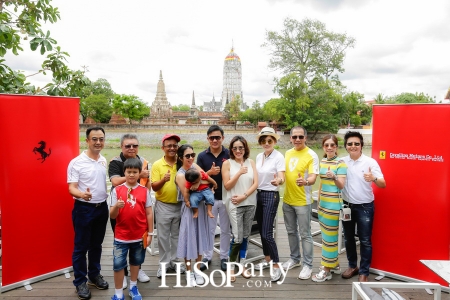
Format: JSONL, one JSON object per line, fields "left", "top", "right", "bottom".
{"left": 342, "top": 201, "right": 375, "bottom": 276}
{"left": 189, "top": 188, "right": 215, "bottom": 208}
{"left": 72, "top": 201, "right": 109, "bottom": 286}
{"left": 113, "top": 241, "right": 146, "bottom": 271}
{"left": 282, "top": 202, "right": 313, "bottom": 268}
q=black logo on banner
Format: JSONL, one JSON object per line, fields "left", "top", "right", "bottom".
{"left": 33, "top": 141, "right": 51, "bottom": 163}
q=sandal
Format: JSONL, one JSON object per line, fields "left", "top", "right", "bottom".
{"left": 230, "top": 270, "right": 236, "bottom": 282}
{"left": 242, "top": 268, "right": 252, "bottom": 279}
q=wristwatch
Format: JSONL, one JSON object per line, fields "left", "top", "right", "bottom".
{"left": 373, "top": 177, "right": 378, "bottom": 182}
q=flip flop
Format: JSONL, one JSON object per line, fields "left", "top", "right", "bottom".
{"left": 242, "top": 268, "right": 252, "bottom": 279}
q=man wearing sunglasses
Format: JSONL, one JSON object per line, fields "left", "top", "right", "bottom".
{"left": 196, "top": 125, "right": 231, "bottom": 271}
{"left": 341, "top": 131, "right": 386, "bottom": 282}
{"left": 108, "top": 134, "right": 151, "bottom": 287}
{"left": 282, "top": 126, "right": 319, "bottom": 280}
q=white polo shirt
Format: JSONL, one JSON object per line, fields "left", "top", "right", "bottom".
{"left": 342, "top": 154, "right": 384, "bottom": 204}
{"left": 67, "top": 151, "right": 108, "bottom": 204}
{"left": 256, "top": 150, "right": 285, "bottom": 191}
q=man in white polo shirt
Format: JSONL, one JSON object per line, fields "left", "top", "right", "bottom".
{"left": 67, "top": 127, "right": 109, "bottom": 300}
{"left": 341, "top": 131, "right": 386, "bottom": 283}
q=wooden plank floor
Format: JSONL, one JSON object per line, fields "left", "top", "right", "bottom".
{"left": 0, "top": 218, "right": 444, "bottom": 299}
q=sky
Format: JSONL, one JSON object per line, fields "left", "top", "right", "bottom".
{"left": 6, "top": 0, "right": 450, "bottom": 106}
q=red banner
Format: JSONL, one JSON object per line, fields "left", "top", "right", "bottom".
{"left": 0, "top": 94, "right": 79, "bottom": 288}
{"left": 371, "top": 104, "right": 450, "bottom": 286}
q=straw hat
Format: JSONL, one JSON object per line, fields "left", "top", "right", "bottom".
{"left": 257, "top": 127, "right": 280, "bottom": 140}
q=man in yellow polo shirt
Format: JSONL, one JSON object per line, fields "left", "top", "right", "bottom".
{"left": 151, "top": 134, "right": 185, "bottom": 278}
{"left": 282, "top": 126, "right": 319, "bottom": 280}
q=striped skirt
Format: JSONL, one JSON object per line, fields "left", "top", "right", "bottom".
{"left": 318, "top": 197, "right": 340, "bottom": 268}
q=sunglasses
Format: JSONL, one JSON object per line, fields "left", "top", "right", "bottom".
{"left": 124, "top": 144, "right": 139, "bottom": 149}
{"left": 163, "top": 144, "right": 179, "bottom": 149}
{"left": 208, "top": 136, "right": 222, "bottom": 141}
{"left": 232, "top": 146, "right": 245, "bottom": 152}
{"left": 291, "top": 135, "right": 305, "bottom": 140}
{"left": 260, "top": 138, "right": 274, "bottom": 145}
{"left": 324, "top": 143, "right": 336, "bottom": 148}
{"left": 346, "top": 142, "right": 361, "bottom": 147}
{"left": 184, "top": 153, "right": 196, "bottom": 159}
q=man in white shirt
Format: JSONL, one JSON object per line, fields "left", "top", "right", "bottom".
{"left": 67, "top": 127, "right": 109, "bottom": 299}
{"left": 341, "top": 131, "right": 386, "bottom": 282}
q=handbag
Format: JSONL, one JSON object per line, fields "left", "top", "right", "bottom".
{"left": 339, "top": 192, "right": 351, "bottom": 221}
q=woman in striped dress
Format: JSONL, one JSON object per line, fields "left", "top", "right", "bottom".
{"left": 175, "top": 144, "right": 212, "bottom": 287}
{"left": 312, "top": 134, "right": 347, "bottom": 282}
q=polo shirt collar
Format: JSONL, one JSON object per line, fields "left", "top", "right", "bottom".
{"left": 206, "top": 145, "right": 227, "bottom": 155}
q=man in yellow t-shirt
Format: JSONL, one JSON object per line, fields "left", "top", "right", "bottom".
{"left": 151, "top": 134, "right": 184, "bottom": 278}
{"left": 281, "top": 126, "right": 319, "bottom": 280}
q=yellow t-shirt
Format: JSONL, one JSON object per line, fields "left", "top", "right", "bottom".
{"left": 150, "top": 156, "right": 178, "bottom": 204}
{"left": 284, "top": 146, "right": 319, "bottom": 206}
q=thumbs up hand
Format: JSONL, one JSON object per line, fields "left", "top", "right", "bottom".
{"left": 364, "top": 167, "right": 374, "bottom": 182}
{"left": 296, "top": 173, "right": 304, "bottom": 187}
{"left": 326, "top": 166, "right": 337, "bottom": 180}
{"left": 239, "top": 161, "right": 248, "bottom": 175}
{"left": 83, "top": 187, "right": 92, "bottom": 201}
{"left": 270, "top": 173, "right": 279, "bottom": 186}
{"left": 116, "top": 197, "right": 125, "bottom": 208}
{"left": 164, "top": 169, "right": 171, "bottom": 182}
{"left": 210, "top": 161, "right": 221, "bottom": 175}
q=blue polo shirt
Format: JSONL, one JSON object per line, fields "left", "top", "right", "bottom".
{"left": 196, "top": 146, "right": 230, "bottom": 200}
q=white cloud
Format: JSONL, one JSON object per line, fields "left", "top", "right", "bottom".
{"left": 13, "top": 0, "right": 450, "bottom": 105}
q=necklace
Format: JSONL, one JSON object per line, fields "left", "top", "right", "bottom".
{"left": 327, "top": 155, "right": 337, "bottom": 161}
{"left": 264, "top": 150, "right": 274, "bottom": 159}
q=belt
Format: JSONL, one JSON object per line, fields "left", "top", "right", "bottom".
{"left": 257, "top": 190, "right": 279, "bottom": 194}
{"left": 343, "top": 200, "right": 372, "bottom": 207}
{"left": 75, "top": 200, "right": 106, "bottom": 207}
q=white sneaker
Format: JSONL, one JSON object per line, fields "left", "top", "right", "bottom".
{"left": 194, "top": 271, "right": 205, "bottom": 286}
{"left": 186, "top": 272, "right": 196, "bottom": 287}
{"left": 282, "top": 258, "right": 301, "bottom": 270}
{"left": 270, "top": 268, "right": 282, "bottom": 282}
{"left": 298, "top": 265, "right": 313, "bottom": 280}
{"left": 312, "top": 269, "right": 332, "bottom": 282}
{"left": 254, "top": 260, "right": 271, "bottom": 271}
{"left": 122, "top": 276, "right": 128, "bottom": 289}
{"left": 137, "top": 269, "right": 150, "bottom": 283}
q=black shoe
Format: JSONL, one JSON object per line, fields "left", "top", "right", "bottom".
{"left": 221, "top": 259, "right": 228, "bottom": 271}
{"left": 200, "top": 257, "right": 211, "bottom": 271}
{"left": 75, "top": 282, "right": 91, "bottom": 300}
{"left": 88, "top": 274, "right": 109, "bottom": 290}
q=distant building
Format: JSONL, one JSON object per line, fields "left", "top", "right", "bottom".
{"left": 203, "top": 94, "right": 221, "bottom": 112}
{"left": 148, "top": 70, "right": 173, "bottom": 123}
{"left": 220, "top": 47, "right": 244, "bottom": 110}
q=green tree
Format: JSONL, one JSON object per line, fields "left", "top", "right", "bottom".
{"left": 81, "top": 78, "right": 115, "bottom": 102}
{"left": 223, "top": 95, "right": 242, "bottom": 129}
{"left": 172, "top": 104, "right": 190, "bottom": 111}
{"left": 112, "top": 94, "right": 150, "bottom": 125}
{"left": 262, "top": 18, "right": 355, "bottom": 83}
{"left": 0, "top": 0, "right": 89, "bottom": 95}
{"left": 82, "top": 94, "right": 113, "bottom": 123}
{"left": 244, "top": 100, "right": 265, "bottom": 125}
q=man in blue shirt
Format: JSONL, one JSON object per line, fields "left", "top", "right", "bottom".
{"left": 196, "top": 125, "right": 230, "bottom": 271}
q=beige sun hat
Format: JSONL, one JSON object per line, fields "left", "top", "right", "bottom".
{"left": 257, "top": 127, "right": 280, "bottom": 140}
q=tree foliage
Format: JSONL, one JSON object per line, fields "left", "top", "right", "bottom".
{"left": 376, "top": 92, "right": 435, "bottom": 104}
{"left": 82, "top": 94, "right": 113, "bottom": 123}
{"left": 262, "top": 18, "right": 355, "bottom": 83}
{"left": 0, "top": 0, "right": 89, "bottom": 95}
{"left": 172, "top": 104, "right": 190, "bottom": 111}
{"left": 112, "top": 94, "right": 150, "bottom": 125}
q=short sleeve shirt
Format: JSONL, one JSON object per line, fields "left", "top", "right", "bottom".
{"left": 151, "top": 156, "right": 178, "bottom": 204}
{"left": 196, "top": 146, "right": 230, "bottom": 200}
{"left": 256, "top": 150, "right": 285, "bottom": 191}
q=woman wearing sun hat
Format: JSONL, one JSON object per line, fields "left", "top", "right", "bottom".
{"left": 253, "top": 127, "right": 285, "bottom": 282}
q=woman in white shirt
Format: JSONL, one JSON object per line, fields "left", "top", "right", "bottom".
{"left": 254, "top": 127, "right": 285, "bottom": 282}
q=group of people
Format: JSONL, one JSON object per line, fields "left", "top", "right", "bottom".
{"left": 67, "top": 124, "right": 385, "bottom": 300}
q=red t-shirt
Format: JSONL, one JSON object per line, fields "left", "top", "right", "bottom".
{"left": 185, "top": 170, "right": 209, "bottom": 191}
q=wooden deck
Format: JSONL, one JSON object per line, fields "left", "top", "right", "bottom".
{"left": 0, "top": 219, "right": 443, "bottom": 299}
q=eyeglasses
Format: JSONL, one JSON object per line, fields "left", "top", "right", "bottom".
{"left": 184, "top": 153, "right": 196, "bottom": 159}
{"left": 291, "top": 135, "right": 305, "bottom": 140}
{"left": 346, "top": 142, "right": 361, "bottom": 147}
{"left": 90, "top": 137, "right": 105, "bottom": 142}
{"left": 208, "top": 136, "right": 222, "bottom": 141}
{"left": 232, "top": 146, "right": 245, "bottom": 152}
{"left": 163, "top": 144, "right": 179, "bottom": 149}
{"left": 260, "top": 139, "right": 274, "bottom": 145}
{"left": 124, "top": 144, "right": 139, "bottom": 149}
{"left": 324, "top": 143, "right": 336, "bottom": 148}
